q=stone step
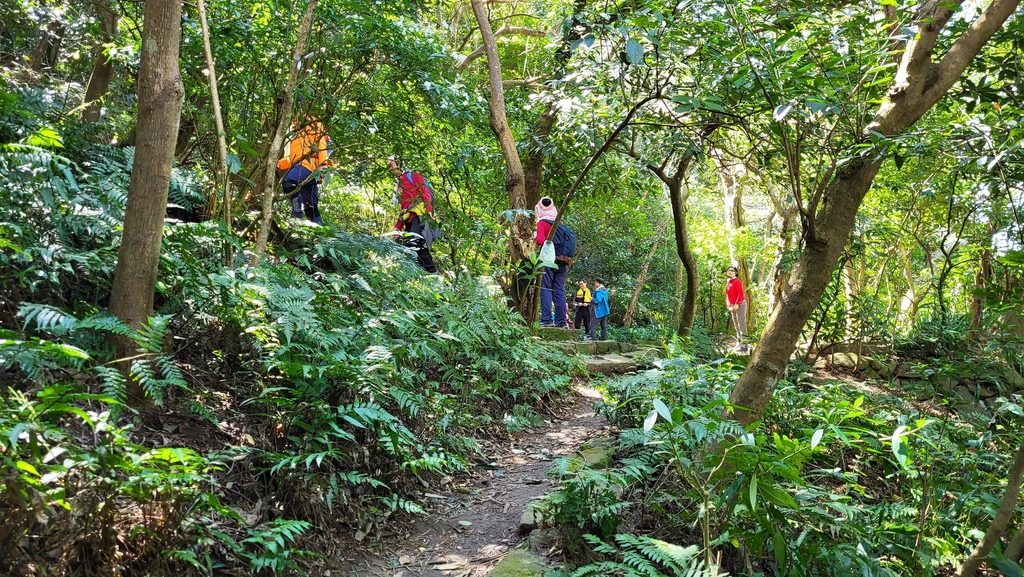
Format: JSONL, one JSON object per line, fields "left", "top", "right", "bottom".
{"left": 584, "top": 353, "right": 638, "bottom": 375}
{"left": 486, "top": 548, "right": 546, "bottom": 577}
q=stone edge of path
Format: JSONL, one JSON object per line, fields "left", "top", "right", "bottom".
{"left": 487, "top": 438, "right": 618, "bottom": 576}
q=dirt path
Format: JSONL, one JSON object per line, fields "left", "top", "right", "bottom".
{"left": 341, "top": 385, "right": 607, "bottom": 576}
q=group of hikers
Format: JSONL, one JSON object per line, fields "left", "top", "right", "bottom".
{"left": 277, "top": 119, "right": 748, "bottom": 350}
{"left": 533, "top": 197, "right": 610, "bottom": 340}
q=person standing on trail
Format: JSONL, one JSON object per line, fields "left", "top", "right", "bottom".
{"left": 725, "top": 266, "right": 748, "bottom": 352}
{"left": 277, "top": 118, "right": 331, "bottom": 225}
{"left": 535, "top": 197, "right": 568, "bottom": 327}
{"left": 388, "top": 156, "right": 438, "bottom": 274}
{"left": 592, "top": 278, "right": 609, "bottom": 340}
{"left": 574, "top": 279, "right": 594, "bottom": 340}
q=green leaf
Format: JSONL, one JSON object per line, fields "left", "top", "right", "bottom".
{"left": 810, "top": 428, "right": 824, "bottom": 451}
{"left": 759, "top": 482, "right": 797, "bottom": 508}
{"left": 653, "top": 398, "right": 673, "bottom": 425}
{"left": 773, "top": 103, "right": 793, "bottom": 121}
{"left": 24, "top": 127, "right": 64, "bottom": 149}
{"left": 749, "top": 474, "right": 758, "bottom": 512}
{"left": 226, "top": 152, "right": 242, "bottom": 174}
{"left": 891, "top": 425, "right": 909, "bottom": 468}
{"left": 773, "top": 528, "right": 786, "bottom": 567}
{"left": 643, "top": 409, "right": 658, "bottom": 433}
{"left": 625, "top": 39, "right": 644, "bottom": 65}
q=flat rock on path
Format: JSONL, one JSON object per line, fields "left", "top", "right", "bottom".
{"left": 339, "top": 386, "right": 608, "bottom": 576}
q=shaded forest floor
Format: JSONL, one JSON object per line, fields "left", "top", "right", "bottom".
{"left": 336, "top": 385, "right": 608, "bottom": 577}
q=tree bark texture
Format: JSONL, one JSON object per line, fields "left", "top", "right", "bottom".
{"left": 471, "top": 0, "right": 536, "bottom": 319}
{"left": 663, "top": 161, "right": 699, "bottom": 337}
{"left": 254, "top": 0, "right": 318, "bottom": 261}
{"left": 108, "top": 0, "right": 184, "bottom": 404}
{"left": 716, "top": 152, "right": 754, "bottom": 330}
{"left": 622, "top": 220, "right": 668, "bottom": 328}
{"left": 196, "top": 0, "right": 233, "bottom": 265}
{"left": 956, "top": 441, "right": 1024, "bottom": 577}
{"left": 81, "top": 0, "right": 118, "bottom": 122}
{"left": 726, "top": 0, "right": 1021, "bottom": 427}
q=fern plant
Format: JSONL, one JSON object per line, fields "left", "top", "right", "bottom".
{"left": 571, "top": 534, "right": 719, "bottom": 577}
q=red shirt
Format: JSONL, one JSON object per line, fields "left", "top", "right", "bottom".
{"left": 726, "top": 277, "right": 745, "bottom": 306}
{"left": 535, "top": 220, "right": 553, "bottom": 244}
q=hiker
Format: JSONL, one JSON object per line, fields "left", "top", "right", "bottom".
{"left": 725, "top": 266, "right": 747, "bottom": 352}
{"left": 592, "top": 278, "right": 609, "bottom": 340}
{"left": 535, "top": 197, "right": 569, "bottom": 327}
{"left": 388, "top": 156, "right": 438, "bottom": 274}
{"left": 277, "top": 118, "right": 331, "bottom": 225}
{"left": 574, "top": 279, "right": 594, "bottom": 340}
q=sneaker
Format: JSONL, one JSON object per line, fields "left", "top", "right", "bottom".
{"left": 553, "top": 323, "right": 568, "bottom": 328}
{"left": 539, "top": 322, "right": 554, "bottom": 327}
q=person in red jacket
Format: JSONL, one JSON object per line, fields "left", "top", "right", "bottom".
{"left": 725, "top": 266, "right": 748, "bottom": 352}
{"left": 388, "top": 156, "right": 438, "bottom": 273}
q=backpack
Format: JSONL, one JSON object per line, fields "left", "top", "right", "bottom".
{"left": 405, "top": 172, "right": 434, "bottom": 208}
{"left": 541, "top": 219, "right": 577, "bottom": 262}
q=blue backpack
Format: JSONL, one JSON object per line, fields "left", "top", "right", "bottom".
{"left": 541, "top": 219, "right": 578, "bottom": 260}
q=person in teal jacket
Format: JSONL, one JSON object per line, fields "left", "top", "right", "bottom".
{"left": 592, "top": 278, "right": 610, "bottom": 340}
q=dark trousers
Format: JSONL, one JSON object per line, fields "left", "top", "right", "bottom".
{"left": 282, "top": 166, "right": 323, "bottom": 224}
{"left": 575, "top": 305, "right": 593, "bottom": 338}
{"left": 596, "top": 315, "right": 608, "bottom": 340}
{"left": 540, "top": 264, "right": 568, "bottom": 325}
{"left": 404, "top": 215, "right": 438, "bottom": 273}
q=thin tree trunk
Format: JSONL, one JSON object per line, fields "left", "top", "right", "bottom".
{"left": 957, "top": 441, "right": 1024, "bottom": 577}
{"left": 668, "top": 175, "right": 699, "bottom": 337}
{"left": 470, "top": 0, "right": 536, "bottom": 320}
{"left": 969, "top": 225, "right": 995, "bottom": 336}
{"left": 673, "top": 257, "right": 684, "bottom": 327}
{"left": 717, "top": 152, "right": 754, "bottom": 331}
{"left": 81, "top": 0, "right": 118, "bottom": 122}
{"left": 623, "top": 220, "right": 668, "bottom": 328}
{"left": 108, "top": 0, "right": 184, "bottom": 407}
{"left": 727, "top": 0, "right": 1019, "bottom": 426}
{"left": 196, "top": 0, "right": 233, "bottom": 266}
{"left": 1005, "top": 523, "right": 1024, "bottom": 563}
{"left": 254, "top": 0, "right": 318, "bottom": 261}
{"left": 28, "top": 21, "right": 65, "bottom": 71}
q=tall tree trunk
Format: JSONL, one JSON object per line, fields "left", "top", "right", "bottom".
{"left": 969, "top": 226, "right": 994, "bottom": 336}
{"left": 727, "top": 0, "right": 1020, "bottom": 427}
{"left": 667, "top": 173, "right": 698, "bottom": 337}
{"left": 28, "top": 21, "right": 65, "bottom": 71}
{"left": 523, "top": 105, "right": 556, "bottom": 209}
{"left": 622, "top": 220, "right": 668, "bottom": 328}
{"left": 470, "top": 0, "right": 536, "bottom": 320}
{"left": 81, "top": 0, "right": 118, "bottom": 122}
{"left": 254, "top": 0, "right": 318, "bottom": 261}
{"left": 956, "top": 441, "right": 1024, "bottom": 577}
{"left": 108, "top": 0, "right": 184, "bottom": 406}
{"left": 673, "top": 257, "right": 684, "bottom": 327}
{"left": 197, "top": 0, "right": 233, "bottom": 266}
{"left": 716, "top": 152, "right": 754, "bottom": 330}
{"left": 843, "top": 257, "right": 860, "bottom": 338}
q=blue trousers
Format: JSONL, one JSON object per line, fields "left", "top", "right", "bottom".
{"left": 540, "top": 263, "right": 568, "bottom": 325}
{"left": 282, "top": 166, "right": 323, "bottom": 224}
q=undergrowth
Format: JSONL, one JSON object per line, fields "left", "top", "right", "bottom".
{"left": 0, "top": 120, "right": 578, "bottom": 574}
{"left": 543, "top": 352, "right": 1024, "bottom": 576}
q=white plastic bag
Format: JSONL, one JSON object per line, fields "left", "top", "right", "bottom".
{"left": 539, "top": 240, "right": 556, "bottom": 267}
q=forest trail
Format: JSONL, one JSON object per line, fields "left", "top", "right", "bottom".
{"left": 339, "top": 385, "right": 608, "bottom": 576}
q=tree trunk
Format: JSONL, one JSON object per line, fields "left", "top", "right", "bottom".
{"left": 470, "top": 0, "right": 536, "bottom": 320}
{"left": 726, "top": 0, "right": 1019, "bottom": 427}
{"left": 957, "top": 441, "right": 1024, "bottom": 577}
{"left": 716, "top": 152, "right": 754, "bottom": 331}
{"left": 81, "top": 0, "right": 118, "bottom": 122}
{"left": 622, "top": 220, "right": 668, "bottom": 328}
{"left": 673, "top": 257, "right": 684, "bottom": 327}
{"left": 667, "top": 173, "right": 699, "bottom": 337}
{"left": 28, "top": 21, "right": 65, "bottom": 71}
{"left": 196, "top": 0, "right": 233, "bottom": 266}
{"left": 254, "top": 0, "right": 318, "bottom": 261}
{"left": 108, "top": 0, "right": 184, "bottom": 406}
{"left": 969, "top": 226, "right": 994, "bottom": 336}
{"left": 523, "top": 104, "right": 556, "bottom": 209}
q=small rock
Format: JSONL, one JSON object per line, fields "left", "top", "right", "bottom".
{"left": 398, "top": 556, "right": 414, "bottom": 565}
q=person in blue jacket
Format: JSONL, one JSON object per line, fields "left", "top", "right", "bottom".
{"left": 592, "top": 278, "right": 610, "bottom": 340}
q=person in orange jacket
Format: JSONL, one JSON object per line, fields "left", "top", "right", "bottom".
{"left": 387, "top": 155, "right": 438, "bottom": 273}
{"left": 277, "top": 120, "right": 331, "bottom": 224}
